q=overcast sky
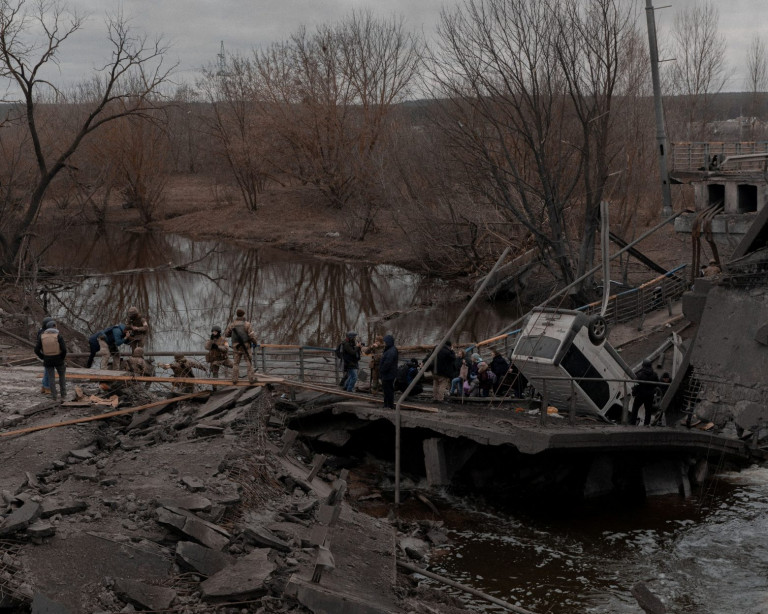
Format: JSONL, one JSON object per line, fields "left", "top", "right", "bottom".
{"left": 11, "top": 0, "right": 768, "bottom": 95}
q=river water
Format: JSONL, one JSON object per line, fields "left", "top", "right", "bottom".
{"left": 39, "top": 228, "right": 520, "bottom": 352}
{"left": 39, "top": 228, "right": 768, "bottom": 613}
{"left": 417, "top": 465, "right": 768, "bottom": 613}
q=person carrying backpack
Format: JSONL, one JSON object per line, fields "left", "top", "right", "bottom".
{"left": 86, "top": 323, "right": 127, "bottom": 369}
{"left": 34, "top": 320, "right": 67, "bottom": 401}
{"left": 224, "top": 308, "right": 259, "bottom": 384}
{"left": 37, "top": 315, "right": 54, "bottom": 394}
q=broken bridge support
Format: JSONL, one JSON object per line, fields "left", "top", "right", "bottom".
{"left": 422, "top": 437, "right": 477, "bottom": 488}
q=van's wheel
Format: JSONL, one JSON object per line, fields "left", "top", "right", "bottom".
{"left": 588, "top": 315, "right": 608, "bottom": 344}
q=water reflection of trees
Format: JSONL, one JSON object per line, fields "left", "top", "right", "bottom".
{"left": 42, "top": 229, "right": 520, "bottom": 350}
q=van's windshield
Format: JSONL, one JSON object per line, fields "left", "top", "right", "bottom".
{"left": 514, "top": 335, "right": 561, "bottom": 360}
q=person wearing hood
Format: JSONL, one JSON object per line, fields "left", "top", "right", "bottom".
{"left": 86, "top": 323, "right": 127, "bottom": 370}
{"left": 37, "top": 316, "right": 54, "bottom": 394}
{"left": 378, "top": 335, "right": 398, "bottom": 409}
{"left": 34, "top": 320, "right": 67, "bottom": 401}
{"left": 433, "top": 340, "right": 456, "bottom": 402}
{"left": 631, "top": 359, "right": 659, "bottom": 426}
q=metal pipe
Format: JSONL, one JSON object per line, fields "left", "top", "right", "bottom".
{"left": 397, "top": 560, "right": 538, "bottom": 614}
{"left": 395, "top": 247, "right": 511, "bottom": 507}
{"left": 645, "top": 0, "right": 673, "bottom": 218}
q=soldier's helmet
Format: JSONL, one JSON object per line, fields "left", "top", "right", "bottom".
{"left": 134, "top": 348, "right": 144, "bottom": 358}
{"left": 127, "top": 306, "right": 139, "bottom": 316}
{"left": 211, "top": 325, "right": 222, "bottom": 333}
{"left": 173, "top": 353, "right": 184, "bottom": 361}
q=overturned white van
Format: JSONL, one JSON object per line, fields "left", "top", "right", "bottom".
{"left": 511, "top": 307, "right": 635, "bottom": 420}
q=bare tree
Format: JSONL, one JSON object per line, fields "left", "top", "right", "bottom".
{"left": 427, "top": 0, "right": 636, "bottom": 300}
{"left": 199, "top": 54, "right": 271, "bottom": 212}
{"left": 745, "top": 34, "right": 768, "bottom": 137}
{"left": 667, "top": 1, "right": 726, "bottom": 140}
{"left": 0, "top": 0, "right": 173, "bottom": 276}
{"left": 254, "top": 10, "right": 421, "bottom": 239}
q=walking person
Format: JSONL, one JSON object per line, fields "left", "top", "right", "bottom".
{"left": 432, "top": 340, "right": 455, "bottom": 402}
{"left": 450, "top": 349, "right": 470, "bottom": 396}
{"left": 37, "top": 315, "right": 54, "bottom": 394}
{"left": 86, "top": 323, "right": 127, "bottom": 369}
{"left": 205, "top": 325, "right": 232, "bottom": 380}
{"left": 379, "top": 335, "right": 398, "bottom": 409}
{"left": 34, "top": 320, "right": 67, "bottom": 401}
{"left": 224, "top": 309, "right": 258, "bottom": 384}
{"left": 340, "top": 331, "right": 362, "bottom": 392}
{"left": 125, "top": 306, "right": 149, "bottom": 353}
{"left": 630, "top": 359, "right": 659, "bottom": 426}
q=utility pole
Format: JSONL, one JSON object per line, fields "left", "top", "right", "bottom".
{"left": 645, "top": 0, "right": 673, "bottom": 218}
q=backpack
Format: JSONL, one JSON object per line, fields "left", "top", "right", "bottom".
{"left": 41, "top": 330, "right": 60, "bottom": 357}
{"left": 230, "top": 323, "right": 248, "bottom": 347}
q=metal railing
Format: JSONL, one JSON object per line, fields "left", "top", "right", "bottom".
{"left": 473, "top": 265, "right": 688, "bottom": 357}
{"left": 671, "top": 141, "right": 768, "bottom": 172}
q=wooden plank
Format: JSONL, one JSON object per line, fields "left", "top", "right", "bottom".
{"left": 63, "top": 372, "right": 283, "bottom": 386}
{"left": 306, "top": 454, "right": 327, "bottom": 482}
{"left": 0, "top": 392, "right": 207, "bottom": 438}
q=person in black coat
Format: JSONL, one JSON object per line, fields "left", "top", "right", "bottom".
{"left": 489, "top": 350, "right": 510, "bottom": 395}
{"left": 630, "top": 359, "right": 659, "bottom": 426}
{"left": 378, "top": 335, "right": 398, "bottom": 409}
{"left": 433, "top": 340, "right": 456, "bottom": 402}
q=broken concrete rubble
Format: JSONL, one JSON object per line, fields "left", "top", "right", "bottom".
{"left": 200, "top": 548, "right": 275, "bottom": 600}
{"left": 113, "top": 578, "right": 177, "bottom": 611}
{"left": 0, "top": 500, "right": 41, "bottom": 536}
{"left": 175, "top": 540, "right": 234, "bottom": 576}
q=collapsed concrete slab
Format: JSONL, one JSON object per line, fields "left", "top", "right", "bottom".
{"left": 31, "top": 592, "right": 72, "bottom": 614}
{"left": 196, "top": 387, "right": 246, "bottom": 420}
{"left": 286, "top": 576, "right": 394, "bottom": 614}
{"left": 0, "top": 501, "right": 41, "bottom": 536}
{"left": 241, "top": 524, "right": 291, "bottom": 552}
{"left": 175, "top": 541, "right": 234, "bottom": 576}
{"left": 200, "top": 548, "right": 275, "bottom": 600}
{"left": 40, "top": 499, "right": 88, "bottom": 518}
{"left": 114, "top": 578, "right": 177, "bottom": 611}
{"left": 156, "top": 506, "right": 231, "bottom": 551}
{"left": 156, "top": 494, "right": 212, "bottom": 513}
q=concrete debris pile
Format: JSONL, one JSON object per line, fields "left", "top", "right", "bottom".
{"left": 0, "top": 368, "right": 458, "bottom": 613}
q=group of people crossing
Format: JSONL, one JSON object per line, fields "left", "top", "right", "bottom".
{"left": 36, "top": 306, "right": 260, "bottom": 400}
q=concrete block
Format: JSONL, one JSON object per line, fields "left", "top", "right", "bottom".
{"left": 40, "top": 499, "right": 88, "bottom": 518}
{"left": 194, "top": 424, "right": 225, "bottom": 437}
{"left": 423, "top": 438, "right": 450, "bottom": 486}
{"left": 241, "top": 524, "right": 291, "bottom": 552}
{"left": 196, "top": 387, "right": 245, "bottom": 420}
{"left": 642, "top": 460, "right": 689, "bottom": 497}
{"left": 31, "top": 592, "right": 73, "bottom": 614}
{"left": 26, "top": 521, "right": 55, "bottom": 538}
{"left": 181, "top": 476, "right": 205, "bottom": 492}
{"left": 175, "top": 541, "right": 234, "bottom": 576}
{"left": 200, "top": 548, "right": 275, "bottom": 600}
{"left": 286, "top": 576, "right": 394, "bottom": 614}
{"left": 156, "top": 506, "right": 231, "bottom": 551}
{"left": 69, "top": 448, "right": 94, "bottom": 461}
{"left": 114, "top": 578, "right": 176, "bottom": 612}
{"left": 0, "top": 501, "right": 41, "bottom": 536}
{"left": 583, "top": 456, "right": 615, "bottom": 499}
{"left": 156, "top": 495, "right": 212, "bottom": 513}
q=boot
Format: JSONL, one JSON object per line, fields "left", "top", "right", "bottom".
{"left": 41, "top": 387, "right": 50, "bottom": 394}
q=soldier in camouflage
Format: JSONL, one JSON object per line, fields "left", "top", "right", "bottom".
{"left": 224, "top": 308, "right": 258, "bottom": 384}
{"left": 159, "top": 353, "right": 206, "bottom": 393}
{"left": 125, "top": 306, "right": 149, "bottom": 353}
{"left": 205, "top": 325, "right": 232, "bottom": 380}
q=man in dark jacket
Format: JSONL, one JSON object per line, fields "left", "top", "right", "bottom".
{"left": 378, "top": 335, "right": 398, "bottom": 409}
{"left": 35, "top": 320, "right": 67, "bottom": 401}
{"left": 86, "top": 324, "right": 127, "bottom": 369}
{"left": 433, "top": 340, "right": 456, "bottom": 402}
{"left": 489, "top": 350, "right": 510, "bottom": 395}
{"left": 631, "top": 359, "right": 659, "bottom": 426}
{"left": 340, "top": 331, "right": 362, "bottom": 392}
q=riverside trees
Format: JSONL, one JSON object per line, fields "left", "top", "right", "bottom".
{"left": 0, "top": 0, "right": 173, "bottom": 277}
{"left": 427, "top": 0, "right": 641, "bottom": 300}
